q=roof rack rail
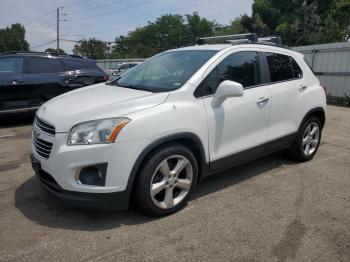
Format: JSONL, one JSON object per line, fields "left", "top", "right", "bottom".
{"left": 196, "top": 33, "right": 258, "bottom": 45}
{"left": 257, "top": 36, "right": 282, "bottom": 46}
{"left": 196, "top": 34, "right": 287, "bottom": 48}
{"left": 0, "top": 51, "right": 47, "bottom": 56}
{"left": 53, "top": 53, "right": 85, "bottom": 59}
{"left": 0, "top": 51, "right": 85, "bottom": 59}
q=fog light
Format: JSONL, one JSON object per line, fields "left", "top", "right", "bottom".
{"left": 77, "top": 163, "right": 107, "bottom": 186}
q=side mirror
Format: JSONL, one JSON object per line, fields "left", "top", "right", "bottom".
{"left": 211, "top": 80, "right": 244, "bottom": 108}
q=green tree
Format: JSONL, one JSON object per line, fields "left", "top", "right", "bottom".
{"left": 45, "top": 48, "right": 66, "bottom": 54}
{"left": 109, "top": 1, "right": 350, "bottom": 58}
{"left": 111, "top": 13, "right": 216, "bottom": 58}
{"left": 184, "top": 13, "right": 216, "bottom": 43}
{"left": 0, "top": 23, "right": 29, "bottom": 52}
{"left": 73, "top": 38, "right": 109, "bottom": 59}
{"left": 215, "top": 17, "right": 247, "bottom": 36}
{"left": 249, "top": 0, "right": 350, "bottom": 45}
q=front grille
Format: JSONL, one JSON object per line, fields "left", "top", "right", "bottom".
{"left": 33, "top": 136, "right": 53, "bottom": 159}
{"left": 34, "top": 117, "right": 55, "bottom": 136}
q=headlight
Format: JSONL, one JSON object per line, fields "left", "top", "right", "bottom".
{"left": 67, "top": 118, "right": 130, "bottom": 145}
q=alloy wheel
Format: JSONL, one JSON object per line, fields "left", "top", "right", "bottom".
{"left": 150, "top": 155, "right": 193, "bottom": 209}
{"left": 302, "top": 122, "right": 320, "bottom": 156}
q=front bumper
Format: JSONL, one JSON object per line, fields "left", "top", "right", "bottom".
{"left": 31, "top": 154, "right": 130, "bottom": 210}
{"left": 31, "top": 129, "right": 146, "bottom": 193}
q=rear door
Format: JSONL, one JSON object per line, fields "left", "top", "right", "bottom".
{"left": 23, "top": 56, "right": 65, "bottom": 107}
{"left": 262, "top": 52, "right": 306, "bottom": 141}
{"left": 200, "top": 51, "right": 271, "bottom": 172}
{"left": 0, "top": 56, "right": 26, "bottom": 111}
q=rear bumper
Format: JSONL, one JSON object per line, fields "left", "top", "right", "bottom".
{"left": 31, "top": 154, "right": 130, "bottom": 210}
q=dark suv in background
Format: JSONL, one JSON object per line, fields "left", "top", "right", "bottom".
{"left": 0, "top": 52, "right": 108, "bottom": 114}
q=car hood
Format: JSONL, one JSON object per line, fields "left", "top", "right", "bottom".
{"left": 36, "top": 83, "right": 169, "bottom": 132}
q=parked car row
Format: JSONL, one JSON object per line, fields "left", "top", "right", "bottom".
{"left": 104, "top": 62, "right": 141, "bottom": 77}
{"left": 0, "top": 51, "right": 109, "bottom": 114}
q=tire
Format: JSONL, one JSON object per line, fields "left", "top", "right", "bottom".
{"left": 134, "top": 143, "right": 198, "bottom": 216}
{"left": 288, "top": 116, "right": 322, "bottom": 161}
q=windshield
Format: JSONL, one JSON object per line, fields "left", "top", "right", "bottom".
{"left": 115, "top": 50, "right": 217, "bottom": 92}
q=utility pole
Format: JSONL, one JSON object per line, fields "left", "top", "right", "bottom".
{"left": 57, "top": 8, "right": 59, "bottom": 55}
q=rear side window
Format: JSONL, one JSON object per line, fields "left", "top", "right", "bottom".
{"left": 290, "top": 58, "right": 303, "bottom": 78}
{"left": 26, "top": 57, "right": 64, "bottom": 74}
{"left": 265, "top": 53, "right": 293, "bottom": 82}
{"left": 62, "top": 59, "right": 97, "bottom": 71}
{"left": 199, "top": 51, "right": 261, "bottom": 96}
{"left": 0, "top": 57, "right": 23, "bottom": 74}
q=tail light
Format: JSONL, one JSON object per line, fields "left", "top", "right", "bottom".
{"left": 103, "top": 75, "right": 109, "bottom": 81}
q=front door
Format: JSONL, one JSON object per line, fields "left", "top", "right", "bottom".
{"left": 200, "top": 51, "right": 271, "bottom": 172}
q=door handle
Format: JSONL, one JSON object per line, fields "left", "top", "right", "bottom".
{"left": 299, "top": 85, "right": 307, "bottom": 92}
{"left": 9, "top": 80, "right": 24, "bottom": 84}
{"left": 257, "top": 97, "right": 270, "bottom": 104}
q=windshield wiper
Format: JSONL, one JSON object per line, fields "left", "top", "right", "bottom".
{"left": 116, "top": 82, "right": 154, "bottom": 93}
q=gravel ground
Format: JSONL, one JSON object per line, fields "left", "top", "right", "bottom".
{"left": 0, "top": 105, "right": 349, "bottom": 262}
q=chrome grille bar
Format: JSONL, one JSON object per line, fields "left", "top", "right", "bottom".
{"left": 33, "top": 136, "right": 53, "bottom": 159}
{"left": 34, "top": 117, "right": 56, "bottom": 136}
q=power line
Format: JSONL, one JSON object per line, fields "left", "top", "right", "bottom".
{"left": 65, "top": 0, "right": 211, "bottom": 35}
{"left": 29, "top": 0, "right": 236, "bottom": 51}
{"left": 60, "top": 38, "right": 80, "bottom": 43}
{"left": 68, "top": 0, "right": 153, "bottom": 21}
{"left": 63, "top": 0, "right": 95, "bottom": 9}
{"left": 31, "top": 39, "right": 56, "bottom": 49}
{"left": 74, "top": 1, "right": 236, "bottom": 44}
{"left": 62, "top": 0, "right": 206, "bottom": 32}
{"left": 26, "top": 8, "right": 67, "bottom": 39}
{"left": 65, "top": 0, "right": 124, "bottom": 16}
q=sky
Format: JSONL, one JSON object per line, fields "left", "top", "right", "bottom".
{"left": 0, "top": 0, "right": 253, "bottom": 53}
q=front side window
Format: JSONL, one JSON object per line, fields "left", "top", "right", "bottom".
{"left": 26, "top": 57, "right": 64, "bottom": 74}
{"left": 0, "top": 57, "right": 23, "bottom": 75}
{"left": 217, "top": 51, "right": 261, "bottom": 88}
{"left": 115, "top": 50, "right": 217, "bottom": 92}
{"left": 266, "top": 53, "right": 294, "bottom": 82}
{"left": 199, "top": 51, "right": 261, "bottom": 96}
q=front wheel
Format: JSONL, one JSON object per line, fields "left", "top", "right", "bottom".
{"left": 134, "top": 144, "right": 198, "bottom": 216}
{"left": 289, "top": 116, "right": 322, "bottom": 161}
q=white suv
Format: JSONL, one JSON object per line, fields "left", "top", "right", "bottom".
{"left": 31, "top": 34, "right": 326, "bottom": 216}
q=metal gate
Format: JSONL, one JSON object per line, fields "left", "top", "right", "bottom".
{"left": 293, "top": 42, "right": 350, "bottom": 98}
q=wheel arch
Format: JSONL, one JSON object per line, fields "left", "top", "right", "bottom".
{"left": 300, "top": 107, "right": 326, "bottom": 129}
{"left": 125, "top": 132, "right": 209, "bottom": 204}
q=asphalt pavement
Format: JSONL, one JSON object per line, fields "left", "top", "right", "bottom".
{"left": 0, "top": 105, "right": 349, "bottom": 262}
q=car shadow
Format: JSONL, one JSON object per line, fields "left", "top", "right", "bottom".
{"left": 193, "top": 152, "right": 297, "bottom": 200}
{"left": 14, "top": 152, "right": 298, "bottom": 231}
